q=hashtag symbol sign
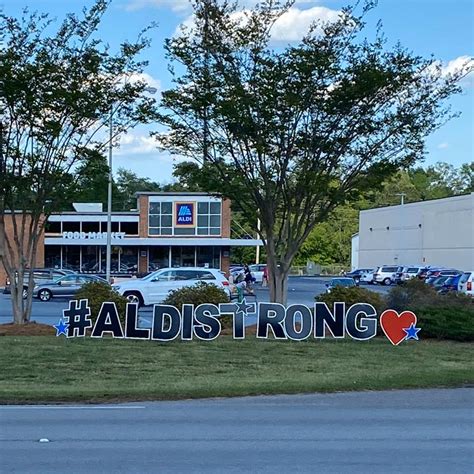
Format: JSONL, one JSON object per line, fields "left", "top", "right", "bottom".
{"left": 63, "top": 299, "right": 92, "bottom": 337}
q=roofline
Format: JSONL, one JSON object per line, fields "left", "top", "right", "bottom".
{"left": 135, "top": 191, "right": 223, "bottom": 197}
{"left": 361, "top": 192, "right": 473, "bottom": 214}
{"left": 50, "top": 211, "right": 139, "bottom": 216}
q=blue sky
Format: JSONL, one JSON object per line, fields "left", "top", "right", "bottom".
{"left": 2, "top": 0, "right": 473, "bottom": 183}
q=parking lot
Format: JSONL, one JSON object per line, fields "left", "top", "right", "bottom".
{"left": 0, "top": 276, "right": 392, "bottom": 327}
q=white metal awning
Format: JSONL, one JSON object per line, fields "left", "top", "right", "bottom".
{"left": 44, "top": 237, "right": 262, "bottom": 247}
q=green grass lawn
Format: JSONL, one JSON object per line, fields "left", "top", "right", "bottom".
{"left": 0, "top": 336, "right": 472, "bottom": 403}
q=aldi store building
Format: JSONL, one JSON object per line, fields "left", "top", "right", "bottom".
{"left": 1, "top": 192, "right": 260, "bottom": 284}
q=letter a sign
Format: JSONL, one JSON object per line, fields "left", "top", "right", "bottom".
{"left": 175, "top": 202, "right": 195, "bottom": 227}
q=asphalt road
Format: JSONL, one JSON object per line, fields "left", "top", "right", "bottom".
{"left": 1, "top": 389, "right": 472, "bottom": 473}
{"left": 0, "top": 277, "right": 391, "bottom": 326}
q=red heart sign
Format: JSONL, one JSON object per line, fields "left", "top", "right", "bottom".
{"left": 380, "top": 310, "right": 417, "bottom": 345}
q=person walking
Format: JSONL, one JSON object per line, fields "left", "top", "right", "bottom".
{"left": 262, "top": 265, "right": 268, "bottom": 287}
{"left": 243, "top": 264, "right": 255, "bottom": 294}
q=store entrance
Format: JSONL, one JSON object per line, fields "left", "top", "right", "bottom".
{"left": 171, "top": 246, "right": 196, "bottom": 267}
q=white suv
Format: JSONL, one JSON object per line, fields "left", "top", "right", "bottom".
{"left": 373, "top": 265, "right": 399, "bottom": 286}
{"left": 112, "top": 267, "right": 231, "bottom": 306}
{"left": 458, "top": 271, "right": 473, "bottom": 297}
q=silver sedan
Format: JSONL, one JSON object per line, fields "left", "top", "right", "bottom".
{"left": 33, "top": 274, "right": 107, "bottom": 301}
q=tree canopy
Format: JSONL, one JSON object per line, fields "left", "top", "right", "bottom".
{"left": 158, "top": 0, "right": 470, "bottom": 302}
{"left": 0, "top": 0, "right": 158, "bottom": 323}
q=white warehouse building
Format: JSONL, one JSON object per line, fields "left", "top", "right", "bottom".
{"left": 351, "top": 192, "right": 474, "bottom": 271}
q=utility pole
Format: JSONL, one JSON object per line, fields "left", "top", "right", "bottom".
{"left": 202, "top": 0, "right": 210, "bottom": 162}
{"left": 105, "top": 106, "right": 113, "bottom": 283}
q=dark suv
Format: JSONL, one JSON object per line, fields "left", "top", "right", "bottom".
{"left": 3, "top": 268, "right": 75, "bottom": 299}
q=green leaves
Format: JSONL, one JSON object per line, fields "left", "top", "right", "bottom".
{"left": 0, "top": 0, "right": 158, "bottom": 214}
{"left": 159, "top": 0, "right": 466, "bottom": 300}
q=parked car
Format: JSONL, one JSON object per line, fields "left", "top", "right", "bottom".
{"left": 400, "top": 266, "right": 426, "bottom": 282}
{"left": 33, "top": 274, "right": 108, "bottom": 301}
{"left": 438, "top": 274, "right": 463, "bottom": 294}
{"left": 345, "top": 268, "right": 373, "bottom": 284}
{"left": 112, "top": 267, "right": 231, "bottom": 306}
{"left": 392, "top": 266, "right": 408, "bottom": 285}
{"left": 425, "top": 268, "right": 460, "bottom": 280}
{"left": 360, "top": 270, "right": 376, "bottom": 284}
{"left": 428, "top": 275, "right": 452, "bottom": 291}
{"left": 4, "top": 268, "right": 76, "bottom": 299}
{"left": 325, "top": 277, "right": 356, "bottom": 293}
{"left": 458, "top": 271, "right": 474, "bottom": 297}
{"left": 426, "top": 269, "right": 462, "bottom": 284}
{"left": 230, "top": 266, "right": 244, "bottom": 280}
{"left": 373, "top": 266, "right": 399, "bottom": 286}
{"left": 248, "top": 264, "right": 267, "bottom": 283}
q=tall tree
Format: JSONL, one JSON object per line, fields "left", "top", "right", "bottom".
{"left": 158, "top": 0, "right": 470, "bottom": 303}
{"left": 73, "top": 150, "right": 111, "bottom": 207}
{"left": 115, "top": 168, "right": 161, "bottom": 210}
{"left": 0, "top": 0, "right": 158, "bottom": 323}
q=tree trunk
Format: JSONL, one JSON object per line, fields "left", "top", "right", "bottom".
{"left": 10, "top": 280, "right": 26, "bottom": 324}
{"left": 268, "top": 261, "right": 290, "bottom": 305}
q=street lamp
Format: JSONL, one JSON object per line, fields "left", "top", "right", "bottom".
{"left": 105, "top": 86, "right": 158, "bottom": 283}
{"left": 395, "top": 193, "right": 406, "bottom": 205}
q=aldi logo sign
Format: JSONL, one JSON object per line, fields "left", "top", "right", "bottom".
{"left": 175, "top": 202, "right": 195, "bottom": 227}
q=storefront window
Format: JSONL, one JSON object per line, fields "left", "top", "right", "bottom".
{"left": 197, "top": 247, "right": 221, "bottom": 269}
{"left": 45, "top": 222, "right": 61, "bottom": 234}
{"left": 149, "top": 202, "right": 173, "bottom": 235}
{"left": 100, "top": 221, "right": 119, "bottom": 232}
{"left": 120, "top": 247, "right": 138, "bottom": 273}
{"left": 81, "top": 246, "right": 100, "bottom": 273}
{"left": 63, "top": 246, "right": 80, "bottom": 271}
{"left": 171, "top": 246, "right": 196, "bottom": 267}
{"left": 149, "top": 247, "right": 169, "bottom": 271}
{"left": 100, "top": 247, "right": 119, "bottom": 273}
{"left": 120, "top": 222, "right": 139, "bottom": 235}
{"left": 45, "top": 246, "right": 61, "bottom": 268}
{"left": 82, "top": 221, "right": 100, "bottom": 233}
{"left": 197, "top": 201, "right": 221, "bottom": 236}
{"left": 63, "top": 221, "right": 80, "bottom": 232}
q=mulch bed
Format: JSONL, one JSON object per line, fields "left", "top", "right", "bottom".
{"left": 0, "top": 322, "right": 55, "bottom": 336}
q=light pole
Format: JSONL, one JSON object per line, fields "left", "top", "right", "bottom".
{"left": 395, "top": 192, "right": 406, "bottom": 205}
{"left": 105, "top": 86, "right": 157, "bottom": 283}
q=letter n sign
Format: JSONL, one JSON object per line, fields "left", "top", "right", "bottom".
{"left": 175, "top": 202, "right": 195, "bottom": 227}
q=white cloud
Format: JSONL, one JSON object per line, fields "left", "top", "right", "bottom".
{"left": 125, "top": 0, "right": 191, "bottom": 14}
{"left": 123, "top": 72, "right": 161, "bottom": 94}
{"left": 270, "top": 6, "right": 340, "bottom": 42}
{"left": 125, "top": 0, "right": 321, "bottom": 15}
{"left": 116, "top": 132, "right": 160, "bottom": 155}
{"left": 441, "top": 55, "right": 474, "bottom": 87}
{"left": 175, "top": 6, "right": 340, "bottom": 42}
{"left": 114, "top": 132, "right": 187, "bottom": 181}
{"left": 437, "top": 142, "right": 449, "bottom": 149}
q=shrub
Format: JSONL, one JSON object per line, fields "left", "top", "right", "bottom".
{"left": 162, "top": 282, "right": 230, "bottom": 307}
{"left": 414, "top": 306, "right": 474, "bottom": 341}
{"left": 75, "top": 281, "right": 128, "bottom": 327}
{"left": 316, "top": 286, "right": 385, "bottom": 312}
{"left": 386, "top": 279, "right": 474, "bottom": 341}
{"left": 385, "top": 278, "right": 437, "bottom": 311}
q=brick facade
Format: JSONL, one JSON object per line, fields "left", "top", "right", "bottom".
{"left": 138, "top": 195, "right": 149, "bottom": 238}
{"left": 221, "top": 198, "right": 231, "bottom": 238}
{"left": 0, "top": 194, "right": 240, "bottom": 285}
